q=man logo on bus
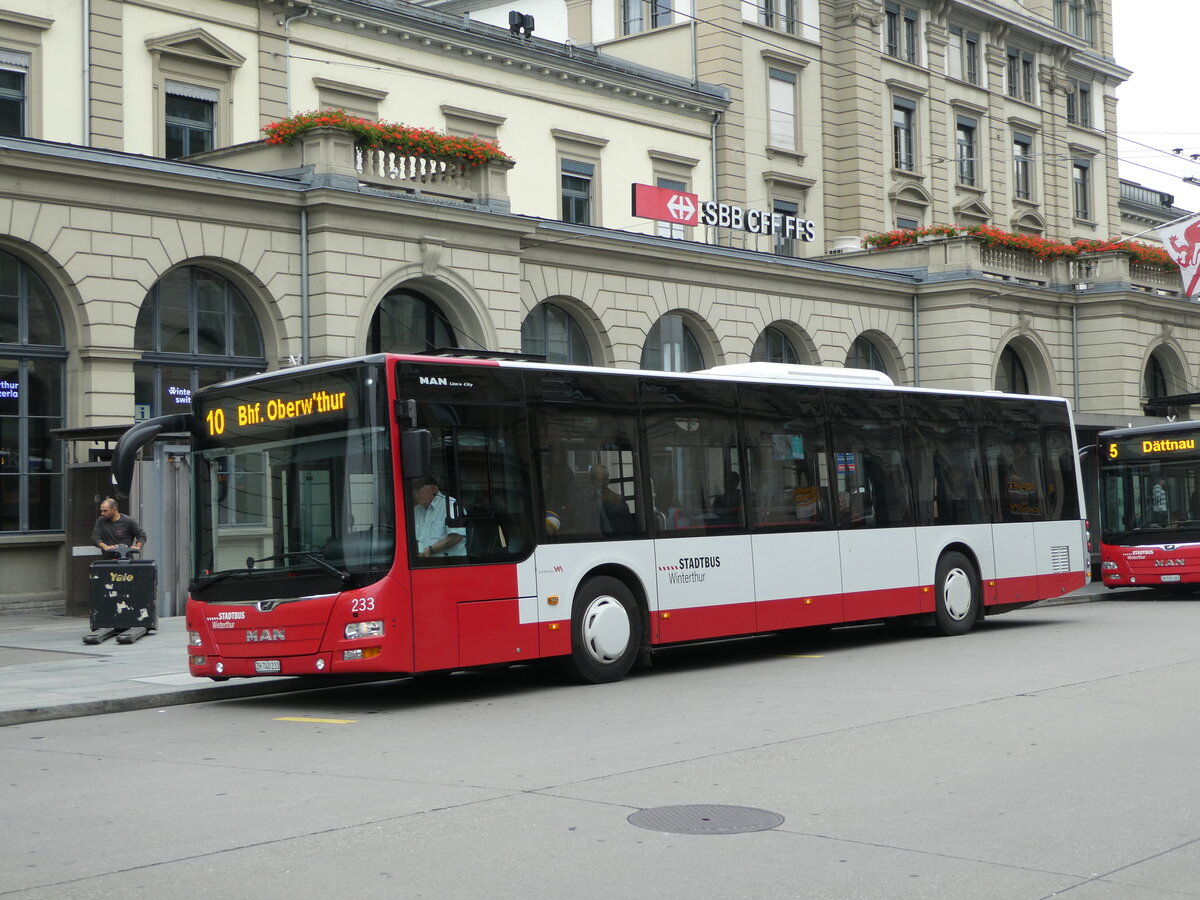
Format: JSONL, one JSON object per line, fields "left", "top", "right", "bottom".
{"left": 246, "top": 628, "right": 286, "bottom": 642}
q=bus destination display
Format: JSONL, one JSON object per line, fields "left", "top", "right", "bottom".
{"left": 1106, "top": 436, "right": 1200, "bottom": 461}
{"left": 197, "top": 370, "right": 364, "bottom": 443}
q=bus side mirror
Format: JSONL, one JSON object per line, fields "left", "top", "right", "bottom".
{"left": 401, "top": 429, "right": 432, "bottom": 480}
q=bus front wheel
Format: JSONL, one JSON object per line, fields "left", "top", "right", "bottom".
{"left": 934, "top": 551, "right": 980, "bottom": 636}
{"left": 568, "top": 576, "right": 641, "bottom": 684}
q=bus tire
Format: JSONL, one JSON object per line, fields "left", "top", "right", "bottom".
{"left": 934, "top": 551, "right": 979, "bottom": 636}
{"left": 568, "top": 576, "right": 641, "bottom": 684}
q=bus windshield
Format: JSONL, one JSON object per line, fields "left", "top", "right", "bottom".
{"left": 1102, "top": 456, "right": 1200, "bottom": 545}
{"left": 191, "top": 364, "right": 394, "bottom": 598}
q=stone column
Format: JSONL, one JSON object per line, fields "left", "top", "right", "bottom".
{"left": 820, "top": 0, "right": 886, "bottom": 242}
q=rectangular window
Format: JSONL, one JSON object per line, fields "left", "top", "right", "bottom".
{"left": 656, "top": 177, "right": 687, "bottom": 239}
{"left": 773, "top": 198, "right": 799, "bottom": 257}
{"left": 0, "top": 355, "right": 65, "bottom": 533}
{"left": 1073, "top": 158, "right": 1091, "bottom": 220}
{"left": 561, "top": 159, "right": 594, "bottom": 226}
{"left": 740, "top": 383, "right": 832, "bottom": 531}
{"left": 896, "top": 215, "right": 920, "bottom": 230}
{"left": 904, "top": 394, "right": 987, "bottom": 527}
{"left": 535, "top": 372, "right": 642, "bottom": 542}
{"left": 885, "top": 3, "right": 918, "bottom": 62}
{"left": 622, "top": 0, "right": 644, "bottom": 34}
{"left": 164, "top": 82, "right": 216, "bottom": 159}
{"left": 827, "top": 389, "right": 913, "bottom": 528}
{"left": 642, "top": 378, "right": 742, "bottom": 535}
{"left": 622, "top": 0, "right": 671, "bottom": 34}
{"left": 0, "top": 50, "right": 30, "bottom": 138}
{"left": 892, "top": 97, "right": 915, "bottom": 171}
{"left": 948, "top": 27, "right": 980, "bottom": 85}
{"left": 1013, "top": 132, "right": 1033, "bottom": 201}
{"left": 983, "top": 400, "right": 1049, "bottom": 524}
{"left": 1067, "top": 79, "right": 1092, "bottom": 127}
{"left": 760, "top": 0, "right": 797, "bottom": 33}
{"left": 1007, "top": 49, "right": 1035, "bottom": 103}
{"left": 902, "top": 6, "right": 919, "bottom": 62}
{"left": 956, "top": 115, "right": 977, "bottom": 186}
{"left": 767, "top": 68, "right": 797, "bottom": 152}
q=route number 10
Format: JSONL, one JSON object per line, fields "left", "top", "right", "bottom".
{"left": 206, "top": 408, "right": 226, "bottom": 436}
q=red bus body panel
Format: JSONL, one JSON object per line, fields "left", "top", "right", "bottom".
{"left": 1100, "top": 542, "right": 1200, "bottom": 588}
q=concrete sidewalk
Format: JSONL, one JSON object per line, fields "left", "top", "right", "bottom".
{"left": 0, "top": 579, "right": 1113, "bottom": 727}
{"left": 0, "top": 614, "right": 334, "bottom": 727}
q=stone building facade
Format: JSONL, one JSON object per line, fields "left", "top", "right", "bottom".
{"left": 0, "top": 0, "right": 1196, "bottom": 613}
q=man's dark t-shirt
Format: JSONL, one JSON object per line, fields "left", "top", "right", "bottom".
{"left": 91, "top": 514, "right": 147, "bottom": 550}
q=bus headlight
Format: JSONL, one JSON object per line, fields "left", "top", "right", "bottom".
{"left": 1101, "top": 561, "right": 1117, "bottom": 571}
{"left": 345, "top": 620, "right": 385, "bottom": 640}
{"left": 188, "top": 631, "right": 203, "bottom": 646}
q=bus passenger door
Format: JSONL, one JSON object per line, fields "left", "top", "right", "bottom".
{"left": 397, "top": 364, "right": 539, "bottom": 673}
{"left": 827, "top": 390, "right": 923, "bottom": 622}
{"left": 643, "top": 377, "right": 756, "bottom": 642}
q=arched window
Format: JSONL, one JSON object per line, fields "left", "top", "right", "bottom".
{"left": 368, "top": 288, "right": 455, "bottom": 354}
{"left": 997, "top": 345, "right": 1030, "bottom": 394}
{"left": 134, "top": 266, "right": 266, "bottom": 419}
{"left": 0, "top": 250, "right": 67, "bottom": 532}
{"left": 521, "top": 302, "right": 592, "bottom": 365}
{"left": 641, "top": 314, "right": 704, "bottom": 372}
{"left": 846, "top": 335, "right": 888, "bottom": 375}
{"left": 1144, "top": 352, "right": 1169, "bottom": 401}
{"left": 751, "top": 325, "right": 801, "bottom": 364}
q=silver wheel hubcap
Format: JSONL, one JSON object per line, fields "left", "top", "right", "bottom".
{"left": 943, "top": 567, "right": 972, "bottom": 621}
{"left": 581, "top": 595, "right": 631, "bottom": 664}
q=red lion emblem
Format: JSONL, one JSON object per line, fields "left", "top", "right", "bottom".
{"left": 1168, "top": 217, "right": 1200, "bottom": 297}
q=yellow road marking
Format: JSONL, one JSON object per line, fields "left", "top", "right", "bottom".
{"left": 274, "top": 716, "right": 356, "bottom": 724}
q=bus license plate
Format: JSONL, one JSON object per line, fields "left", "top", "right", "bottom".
{"left": 255, "top": 660, "right": 281, "bottom": 673}
{"left": 1162, "top": 575, "right": 1182, "bottom": 583}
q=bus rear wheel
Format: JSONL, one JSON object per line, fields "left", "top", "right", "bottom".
{"left": 934, "top": 551, "right": 980, "bottom": 636}
{"left": 568, "top": 576, "right": 641, "bottom": 684}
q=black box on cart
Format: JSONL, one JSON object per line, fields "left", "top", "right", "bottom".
{"left": 88, "top": 559, "right": 158, "bottom": 632}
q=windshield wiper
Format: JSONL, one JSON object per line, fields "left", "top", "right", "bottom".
{"left": 247, "top": 551, "right": 354, "bottom": 586}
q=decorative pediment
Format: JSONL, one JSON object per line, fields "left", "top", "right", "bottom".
{"left": 954, "top": 197, "right": 993, "bottom": 222}
{"left": 889, "top": 181, "right": 933, "bottom": 206}
{"left": 1011, "top": 209, "right": 1046, "bottom": 235}
{"left": 145, "top": 28, "right": 246, "bottom": 69}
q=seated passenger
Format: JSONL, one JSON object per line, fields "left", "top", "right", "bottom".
{"left": 590, "top": 464, "right": 635, "bottom": 535}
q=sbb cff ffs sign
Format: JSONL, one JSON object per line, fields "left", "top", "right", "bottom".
{"left": 631, "top": 183, "right": 817, "bottom": 242}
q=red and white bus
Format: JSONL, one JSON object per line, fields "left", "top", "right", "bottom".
{"left": 113, "top": 354, "right": 1088, "bottom": 683}
{"left": 1097, "top": 421, "right": 1200, "bottom": 588}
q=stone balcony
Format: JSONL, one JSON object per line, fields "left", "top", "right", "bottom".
{"left": 188, "top": 126, "right": 514, "bottom": 211}
{"left": 834, "top": 235, "right": 1185, "bottom": 299}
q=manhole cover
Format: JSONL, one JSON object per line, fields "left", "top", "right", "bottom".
{"left": 628, "top": 804, "right": 784, "bottom": 835}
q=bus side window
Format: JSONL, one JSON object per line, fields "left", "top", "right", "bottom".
{"left": 641, "top": 377, "right": 741, "bottom": 535}
{"left": 533, "top": 371, "right": 644, "bottom": 543}
{"left": 738, "top": 383, "right": 831, "bottom": 532}
{"left": 411, "top": 409, "right": 536, "bottom": 565}
{"left": 828, "top": 389, "right": 912, "bottom": 529}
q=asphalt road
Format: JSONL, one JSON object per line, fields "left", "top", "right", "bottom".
{"left": 3, "top": 592, "right": 1200, "bottom": 899}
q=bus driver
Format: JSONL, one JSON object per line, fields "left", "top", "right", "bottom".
{"left": 411, "top": 476, "right": 466, "bottom": 558}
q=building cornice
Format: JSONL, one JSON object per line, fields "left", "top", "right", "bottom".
{"left": 277, "top": 0, "right": 730, "bottom": 115}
